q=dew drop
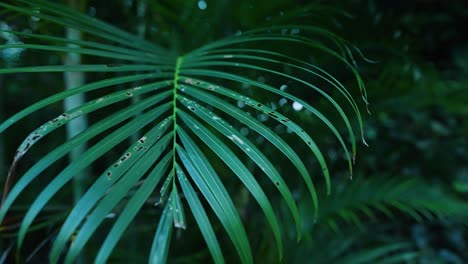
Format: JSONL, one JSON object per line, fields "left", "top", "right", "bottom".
{"left": 105, "top": 212, "right": 116, "bottom": 219}
{"left": 280, "top": 84, "right": 287, "bottom": 91}
{"left": 279, "top": 98, "right": 287, "bottom": 106}
{"left": 231, "top": 134, "right": 244, "bottom": 145}
{"left": 257, "top": 114, "right": 268, "bottom": 122}
{"left": 185, "top": 79, "right": 195, "bottom": 85}
{"left": 197, "top": 0, "right": 207, "bottom": 10}
{"left": 292, "top": 101, "right": 303, "bottom": 111}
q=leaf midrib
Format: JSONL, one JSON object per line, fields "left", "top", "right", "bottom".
{"left": 171, "top": 56, "right": 184, "bottom": 192}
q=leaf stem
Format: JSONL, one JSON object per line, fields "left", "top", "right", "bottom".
{"left": 171, "top": 56, "right": 183, "bottom": 188}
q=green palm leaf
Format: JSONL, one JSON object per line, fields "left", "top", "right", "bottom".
{"left": 314, "top": 176, "right": 468, "bottom": 229}
{"left": 0, "top": 0, "right": 367, "bottom": 262}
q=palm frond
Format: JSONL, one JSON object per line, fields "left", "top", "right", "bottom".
{"left": 0, "top": 0, "right": 367, "bottom": 262}
{"left": 305, "top": 176, "right": 468, "bottom": 232}
{"left": 289, "top": 231, "right": 419, "bottom": 264}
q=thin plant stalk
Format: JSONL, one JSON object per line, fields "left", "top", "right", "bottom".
{"left": 129, "top": 0, "right": 148, "bottom": 144}
{"left": 63, "top": 0, "right": 88, "bottom": 262}
{"left": 63, "top": 0, "right": 88, "bottom": 204}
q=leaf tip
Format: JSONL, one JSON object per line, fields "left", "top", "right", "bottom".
{"left": 362, "top": 136, "right": 369, "bottom": 147}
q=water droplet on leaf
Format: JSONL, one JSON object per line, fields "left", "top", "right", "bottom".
{"left": 197, "top": 0, "right": 207, "bottom": 10}
{"left": 292, "top": 101, "right": 303, "bottom": 111}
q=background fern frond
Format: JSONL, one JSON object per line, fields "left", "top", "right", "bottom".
{"left": 312, "top": 177, "right": 468, "bottom": 230}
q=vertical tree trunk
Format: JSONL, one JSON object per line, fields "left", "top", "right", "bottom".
{"left": 63, "top": 1, "right": 88, "bottom": 204}
{"left": 62, "top": 14, "right": 90, "bottom": 264}
{"left": 63, "top": 4, "right": 88, "bottom": 264}
{"left": 136, "top": 0, "right": 148, "bottom": 38}
{"left": 130, "top": 0, "right": 148, "bottom": 144}
{"left": 128, "top": 0, "right": 148, "bottom": 255}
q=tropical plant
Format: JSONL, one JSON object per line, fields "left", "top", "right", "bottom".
{"left": 0, "top": 0, "right": 370, "bottom": 263}
{"left": 1, "top": 0, "right": 467, "bottom": 263}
